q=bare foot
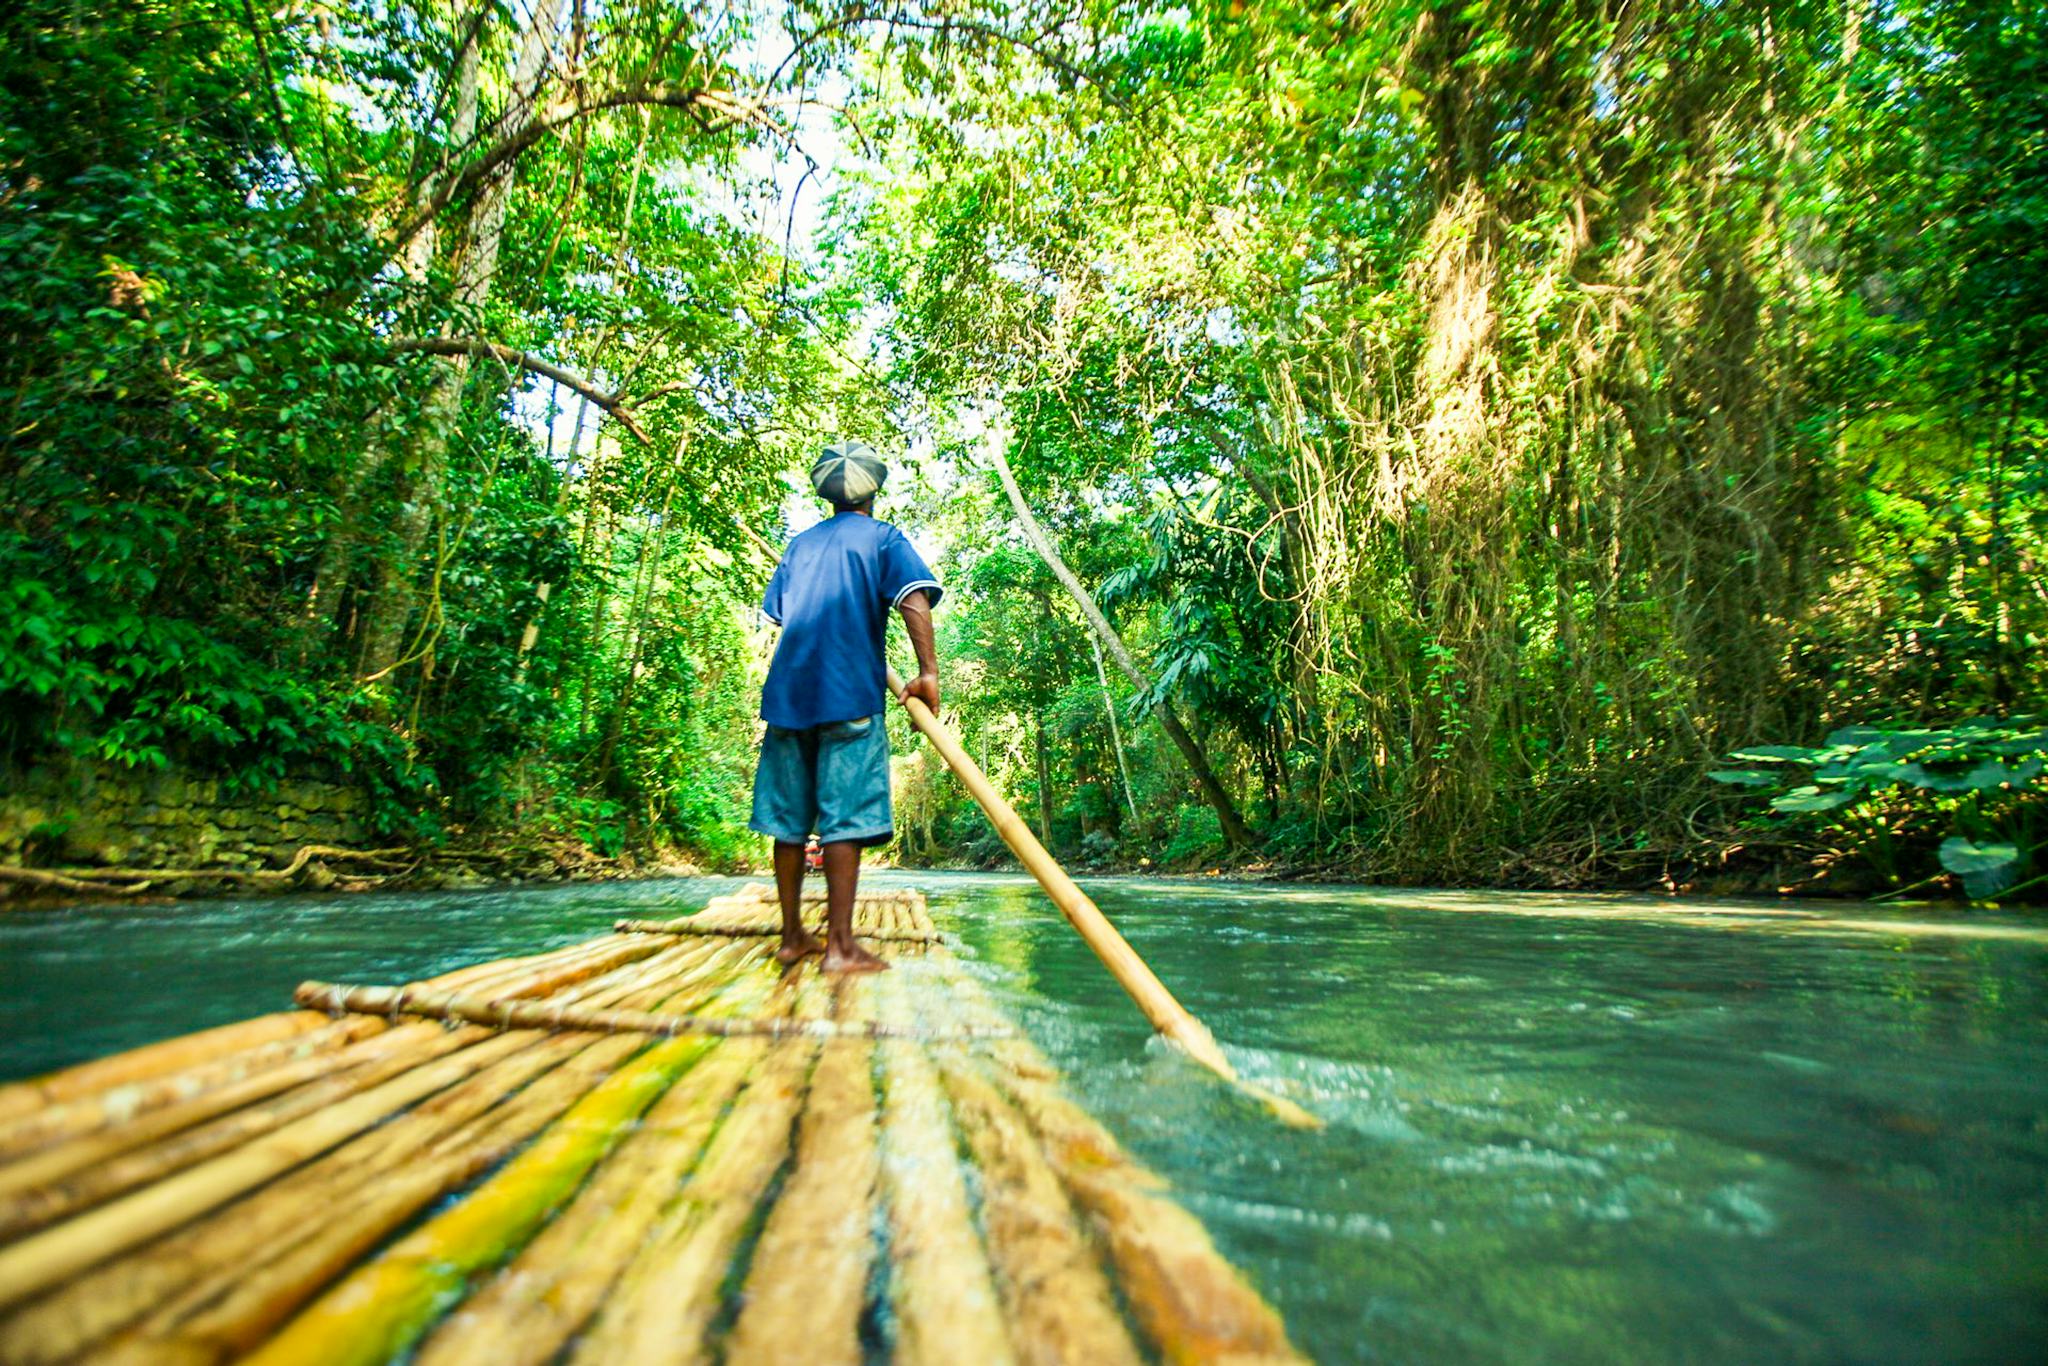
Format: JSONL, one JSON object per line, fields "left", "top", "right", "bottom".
{"left": 776, "top": 932, "right": 826, "bottom": 965}
{"left": 821, "top": 941, "right": 890, "bottom": 974}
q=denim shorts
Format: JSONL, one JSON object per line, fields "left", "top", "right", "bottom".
{"left": 748, "top": 714, "right": 893, "bottom": 847}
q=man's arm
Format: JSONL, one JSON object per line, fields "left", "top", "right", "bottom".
{"left": 895, "top": 588, "right": 941, "bottom": 715}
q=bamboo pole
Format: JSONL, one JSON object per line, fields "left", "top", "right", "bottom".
{"left": 722, "top": 979, "right": 881, "bottom": 1366}
{"left": 0, "top": 1034, "right": 525, "bottom": 1364}
{"left": 96, "top": 1036, "right": 651, "bottom": 1366}
{"left": 0, "top": 1029, "right": 540, "bottom": 1315}
{"left": 0, "top": 935, "right": 693, "bottom": 1322}
{"left": 567, "top": 974, "right": 826, "bottom": 1366}
{"left": 3, "top": 890, "right": 1305, "bottom": 1365}
{"left": 613, "top": 916, "right": 940, "bottom": 944}
{"left": 63, "top": 951, "right": 756, "bottom": 1366}
{"left": 0, "top": 1014, "right": 392, "bottom": 1165}
{"left": 872, "top": 966, "right": 1015, "bottom": 1366}
{"left": 1, "top": 1029, "right": 625, "bottom": 1364}
{"left": 0, "top": 942, "right": 712, "bottom": 1228}
{"left": 0, "top": 1012, "right": 336, "bottom": 1132}
{"left": 409, "top": 1019, "right": 771, "bottom": 1364}
{"left": 0, "top": 937, "right": 646, "bottom": 1164}
{"left": 0, "top": 1020, "right": 456, "bottom": 1239}
{"left": 884, "top": 667, "right": 1319, "bottom": 1129}
{"left": 291, "top": 981, "right": 1006, "bottom": 1041}
{"left": 14, "top": 939, "right": 714, "bottom": 1226}
{"left": 940, "top": 1064, "right": 1145, "bottom": 1366}
{"left": 944, "top": 976, "right": 1305, "bottom": 1365}
{"left": 239, "top": 1035, "right": 717, "bottom": 1366}
{"left": 901, "top": 889, "right": 939, "bottom": 938}
{"left": 430, "top": 935, "right": 674, "bottom": 1001}
{"left": 879, "top": 972, "right": 1143, "bottom": 1366}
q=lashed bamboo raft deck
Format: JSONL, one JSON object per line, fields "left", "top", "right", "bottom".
{"left": 0, "top": 886, "right": 1302, "bottom": 1364}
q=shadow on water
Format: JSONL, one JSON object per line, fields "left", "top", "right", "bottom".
{"left": 4, "top": 871, "right": 2045, "bottom": 1363}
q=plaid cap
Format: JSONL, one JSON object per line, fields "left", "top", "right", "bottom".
{"left": 810, "top": 441, "right": 887, "bottom": 504}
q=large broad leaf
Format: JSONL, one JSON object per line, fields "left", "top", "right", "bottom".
{"left": 1732, "top": 745, "right": 1821, "bottom": 764}
{"left": 1909, "top": 759, "right": 2015, "bottom": 793}
{"left": 1839, "top": 758, "right": 1916, "bottom": 783}
{"left": 1939, "top": 838, "right": 2021, "bottom": 900}
{"left": 1991, "top": 729, "right": 2048, "bottom": 757}
{"left": 1709, "top": 769, "right": 1777, "bottom": 786}
{"left": 1824, "top": 725, "right": 1889, "bottom": 748}
{"left": 1770, "top": 786, "right": 1857, "bottom": 813}
{"left": 1939, "top": 838, "right": 2019, "bottom": 874}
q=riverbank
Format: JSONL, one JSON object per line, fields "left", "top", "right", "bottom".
{"left": 0, "top": 813, "right": 2008, "bottom": 913}
{"left": 1, "top": 842, "right": 1985, "bottom": 914}
{"left": 0, "top": 832, "right": 711, "bottom": 912}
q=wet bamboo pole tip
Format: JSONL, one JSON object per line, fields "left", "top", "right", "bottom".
{"left": 884, "top": 668, "right": 1319, "bottom": 1129}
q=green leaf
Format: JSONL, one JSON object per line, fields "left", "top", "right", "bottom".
{"left": 1938, "top": 838, "right": 2019, "bottom": 875}
{"left": 1940, "top": 838, "right": 2021, "bottom": 900}
{"left": 1708, "top": 769, "right": 1776, "bottom": 786}
{"left": 1732, "top": 745, "right": 1820, "bottom": 764}
{"left": 1770, "top": 787, "right": 1857, "bottom": 813}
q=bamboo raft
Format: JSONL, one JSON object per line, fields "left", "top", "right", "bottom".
{"left": 0, "top": 885, "right": 1303, "bottom": 1364}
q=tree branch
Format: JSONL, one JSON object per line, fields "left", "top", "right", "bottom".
{"left": 387, "top": 337, "right": 653, "bottom": 443}
{"left": 387, "top": 83, "right": 753, "bottom": 251}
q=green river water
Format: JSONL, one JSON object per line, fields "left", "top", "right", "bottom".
{"left": 2, "top": 872, "right": 2044, "bottom": 1363}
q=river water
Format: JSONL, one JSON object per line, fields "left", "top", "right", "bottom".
{"left": 3, "top": 872, "right": 2044, "bottom": 1362}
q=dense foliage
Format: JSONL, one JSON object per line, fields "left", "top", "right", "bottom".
{"left": 845, "top": 0, "right": 2048, "bottom": 897}
{"left": 2, "top": 0, "right": 877, "bottom": 861}
{"left": 3, "top": 1, "right": 2042, "bottom": 895}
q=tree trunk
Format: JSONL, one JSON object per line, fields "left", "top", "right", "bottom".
{"left": 580, "top": 501, "right": 614, "bottom": 737}
{"left": 988, "top": 421, "right": 1253, "bottom": 850}
{"left": 358, "top": 0, "right": 566, "bottom": 690}
{"left": 1091, "top": 634, "right": 1140, "bottom": 826}
{"left": 515, "top": 393, "right": 590, "bottom": 684}
{"left": 303, "top": 18, "right": 490, "bottom": 658}
{"left": 1034, "top": 708, "right": 1052, "bottom": 845}
{"left": 596, "top": 470, "right": 678, "bottom": 784}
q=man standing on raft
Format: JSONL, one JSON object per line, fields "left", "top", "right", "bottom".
{"left": 751, "top": 442, "right": 943, "bottom": 973}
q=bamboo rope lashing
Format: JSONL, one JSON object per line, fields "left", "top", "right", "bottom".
{"left": 293, "top": 982, "right": 1010, "bottom": 1042}
{"left": 612, "top": 916, "right": 941, "bottom": 944}
{"left": 884, "top": 668, "right": 1320, "bottom": 1129}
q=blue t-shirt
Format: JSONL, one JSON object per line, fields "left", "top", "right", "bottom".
{"left": 760, "top": 512, "right": 942, "bottom": 729}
